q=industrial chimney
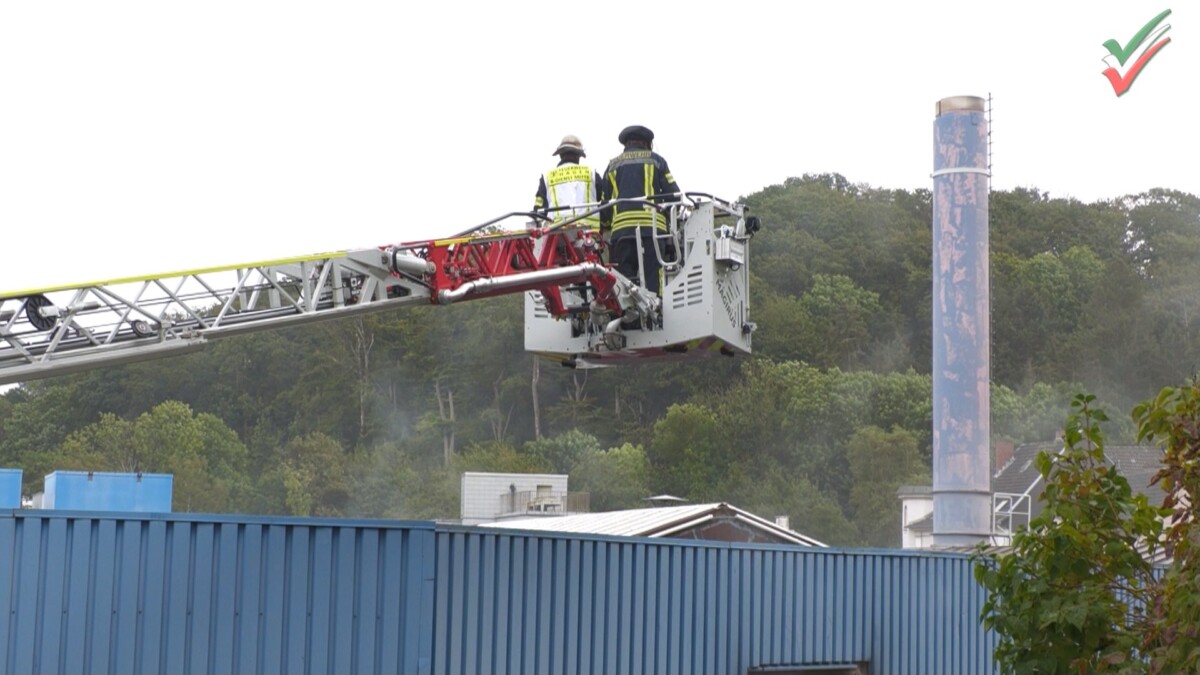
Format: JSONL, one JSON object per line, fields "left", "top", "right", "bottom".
{"left": 931, "top": 96, "right": 991, "bottom": 546}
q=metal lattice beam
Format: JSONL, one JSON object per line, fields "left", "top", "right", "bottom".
{"left": 0, "top": 249, "right": 432, "bottom": 386}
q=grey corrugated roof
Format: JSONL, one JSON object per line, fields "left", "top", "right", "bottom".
{"left": 480, "top": 502, "right": 827, "bottom": 547}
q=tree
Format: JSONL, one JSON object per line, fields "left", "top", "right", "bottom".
{"left": 1132, "top": 379, "right": 1200, "bottom": 672}
{"left": 795, "top": 274, "right": 882, "bottom": 369}
{"left": 569, "top": 443, "right": 651, "bottom": 511}
{"left": 974, "top": 394, "right": 1164, "bottom": 674}
{"left": 46, "top": 401, "right": 253, "bottom": 513}
{"left": 453, "top": 440, "right": 550, "bottom": 475}
{"left": 977, "top": 383, "right": 1200, "bottom": 673}
{"left": 258, "top": 432, "right": 350, "bottom": 516}
{"left": 524, "top": 429, "right": 602, "bottom": 474}
{"left": 846, "top": 426, "right": 928, "bottom": 547}
{"left": 648, "top": 403, "right": 723, "bottom": 498}
{"left": 0, "top": 385, "right": 75, "bottom": 489}
{"left": 718, "top": 459, "right": 860, "bottom": 547}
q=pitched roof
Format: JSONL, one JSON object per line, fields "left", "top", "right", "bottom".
{"left": 905, "top": 511, "right": 933, "bottom": 533}
{"left": 1104, "top": 445, "right": 1166, "bottom": 499}
{"left": 479, "top": 502, "right": 827, "bottom": 547}
{"left": 992, "top": 442, "right": 1168, "bottom": 518}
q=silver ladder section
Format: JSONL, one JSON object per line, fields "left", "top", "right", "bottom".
{"left": 0, "top": 248, "right": 433, "bottom": 386}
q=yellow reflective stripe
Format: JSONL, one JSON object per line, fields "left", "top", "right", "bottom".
{"left": 611, "top": 211, "right": 667, "bottom": 231}
{"left": 545, "top": 168, "right": 561, "bottom": 211}
{"left": 677, "top": 338, "right": 727, "bottom": 353}
{"left": 0, "top": 251, "right": 350, "bottom": 299}
{"left": 643, "top": 164, "right": 653, "bottom": 199}
{"left": 430, "top": 235, "right": 475, "bottom": 246}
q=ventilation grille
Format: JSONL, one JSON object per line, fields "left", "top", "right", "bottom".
{"left": 670, "top": 266, "right": 705, "bottom": 309}
{"left": 530, "top": 292, "right": 550, "bottom": 319}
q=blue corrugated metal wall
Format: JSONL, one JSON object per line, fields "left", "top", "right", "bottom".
{"left": 0, "top": 511, "right": 996, "bottom": 675}
{"left": 433, "top": 527, "right": 995, "bottom": 675}
{"left": 0, "top": 511, "right": 435, "bottom": 675}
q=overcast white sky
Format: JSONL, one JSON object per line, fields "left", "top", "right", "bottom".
{"left": 1, "top": 1, "right": 1194, "bottom": 292}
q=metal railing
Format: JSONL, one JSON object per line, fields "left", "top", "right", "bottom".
{"left": 500, "top": 490, "right": 589, "bottom": 515}
{"left": 992, "top": 491, "right": 1031, "bottom": 542}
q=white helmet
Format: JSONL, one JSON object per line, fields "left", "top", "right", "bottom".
{"left": 553, "top": 135, "right": 586, "bottom": 157}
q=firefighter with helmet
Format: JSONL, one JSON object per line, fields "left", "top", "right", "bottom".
{"left": 599, "top": 125, "right": 680, "bottom": 298}
{"left": 534, "top": 135, "right": 603, "bottom": 229}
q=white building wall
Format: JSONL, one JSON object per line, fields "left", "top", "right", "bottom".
{"left": 901, "top": 495, "right": 934, "bottom": 549}
{"left": 460, "top": 472, "right": 568, "bottom": 525}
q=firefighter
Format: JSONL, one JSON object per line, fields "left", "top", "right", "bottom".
{"left": 534, "top": 135, "right": 603, "bottom": 229}
{"left": 599, "top": 125, "right": 680, "bottom": 298}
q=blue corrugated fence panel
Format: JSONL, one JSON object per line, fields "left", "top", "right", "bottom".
{"left": 0, "top": 510, "right": 995, "bottom": 674}
{"left": 431, "top": 527, "right": 997, "bottom": 675}
{"left": 0, "top": 512, "right": 434, "bottom": 675}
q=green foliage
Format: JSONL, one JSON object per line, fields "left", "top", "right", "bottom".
{"left": 1, "top": 385, "right": 74, "bottom": 488}
{"left": 454, "top": 440, "right": 550, "bottom": 475}
{"left": 747, "top": 175, "right": 931, "bottom": 372}
{"left": 257, "top": 431, "right": 348, "bottom": 516}
{"left": 649, "top": 403, "right": 723, "bottom": 498}
{"left": 524, "top": 430, "right": 602, "bottom": 474}
{"left": 992, "top": 247, "right": 1106, "bottom": 387}
{"left": 719, "top": 459, "right": 860, "bottom": 547}
{"left": 991, "top": 381, "right": 1137, "bottom": 449}
{"left": 979, "top": 382, "right": 1200, "bottom": 674}
{"left": 569, "top": 443, "right": 651, "bottom": 512}
{"left": 41, "top": 401, "right": 253, "bottom": 513}
{"left": 795, "top": 274, "right": 882, "bottom": 369}
{"left": 1132, "top": 379, "right": 1200, "bottom": 673}
{"left": 846, "top": 426, "right": 928, "bottom": 547}
{"left": 974, "top": 394, "right": 1166, "bottom": 674}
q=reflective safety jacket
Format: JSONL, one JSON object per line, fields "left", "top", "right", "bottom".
{"left": 600, "top": 149, "right": 680, "bottom": 232}
{"left": 534, "top": 161, "right": 603, "bottom": 227}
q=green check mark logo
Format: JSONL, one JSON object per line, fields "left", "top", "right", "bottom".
{"left": 1103, "top": 9, "right": 1171, "bottom": 66}
{"left": 1101, "top": 9, "right": 1173, "bottom": 96}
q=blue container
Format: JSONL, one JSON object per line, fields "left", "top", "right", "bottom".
{"left": 0, "top": 469, "right": 21, "bottom": 508}
{"left": 43, "top": 471, "right": 173, "bottom": 512}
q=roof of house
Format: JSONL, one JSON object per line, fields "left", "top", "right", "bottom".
{"left": 479, "top": 502, "right": 827, "bottom": 547}
{"left": 941, "top": 539, "right": 1172, "bottom": 565}
{"left": 1104, "top": 445, "right": 1166, "bottom": 499}
{"left": 905, "top": 512, "right": 933, "bottom": 533}
{"left": 992, "top": 442, "right": 1168, "bottom": 517}
{"left": 896, "top": 485, "right": 932, "bottom": 497}
{"left": 992, "top": 442, "right": 1049, "bottom": 496}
